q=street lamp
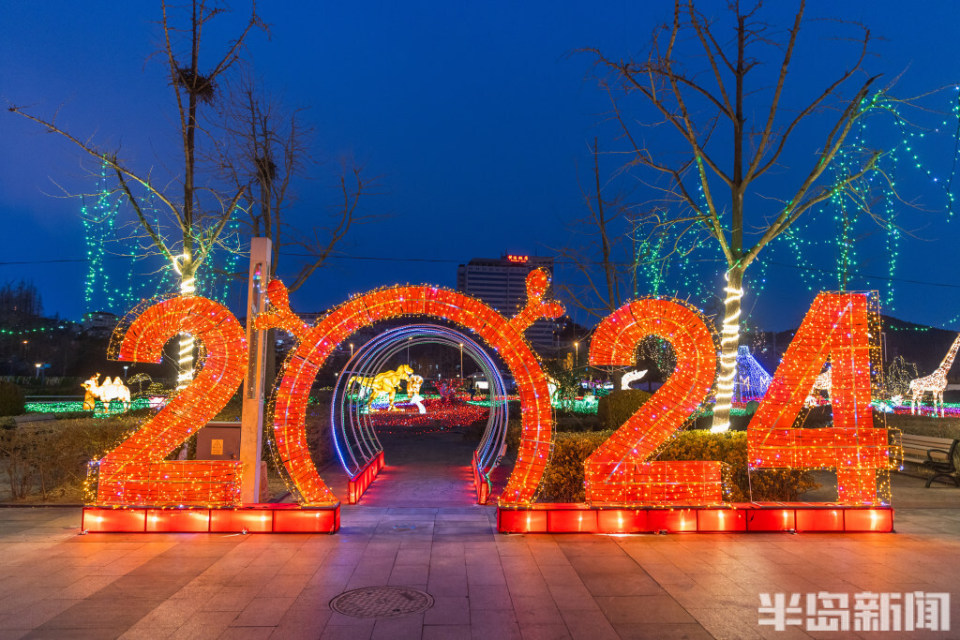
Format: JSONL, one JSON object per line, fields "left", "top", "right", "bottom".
{"left": 574, "top": 341, "right": 579, "bottom": 369}
{"left": 459, "top": 343, "right": 463, "bottom": 379}
{"left": 349, "top": 343, "right": 354, "bottom": 358}
{"left": 123, "top": 365, "right": 129, "bottom": 381}
{"left": 35, "top": 362, "right": 43, "bottom": 385}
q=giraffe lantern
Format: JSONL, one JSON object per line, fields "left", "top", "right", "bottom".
{"left": 908, "top": 333, "right": 960, "bottom": 417}
{"left": 804, "top": 365, "right": 832, "bottom": 407}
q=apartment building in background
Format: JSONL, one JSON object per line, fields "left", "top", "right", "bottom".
{"left": 456, "top": 253, "right": 557, "bottom": 352}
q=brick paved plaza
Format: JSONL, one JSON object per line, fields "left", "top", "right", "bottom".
{"left": 1, "top": 432, "right": 958, "bottom": 639}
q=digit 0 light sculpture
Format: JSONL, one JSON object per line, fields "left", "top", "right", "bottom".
{"left": 256, "top": 269, "right": 564, "bottom": 507}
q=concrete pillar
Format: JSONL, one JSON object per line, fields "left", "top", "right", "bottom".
{"left": 240, "top": 238, "right": 272, "bottom": 504}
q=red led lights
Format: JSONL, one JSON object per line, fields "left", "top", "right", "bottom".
{"left": 84, "top": 282, "right": 894, "bottom": 536}
{"left": 95, "top": 296, "right": 248, "bottom": 507}
{"left": 260, "top": 271, "right": 563, "bottom": 507}
{"left": 587, "top": 298, "right": 721, "bottom": 505}
{"left": 747, "top": 292, "right": 892, "bottom": 504}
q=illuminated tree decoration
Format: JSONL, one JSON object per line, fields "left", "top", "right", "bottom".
{"left": 258, "top": 269, "right": 563, "bottom": 506}
{"left": 587, "top": 297, "right": 721, "bottom": 505}
{"left": 734, "top": 345, "right": 773, "bottom": 403}
{"left": 81, "top": 160, "right": 242, "bottom": 319}
{"left": 93, "top": 296, "right": 248, "bottom": 507}
{"left": 747, "top": 292, "right": 892, "bottom": 504}
{"left": 907, "top": 333, "right": 960, "bottom": 417}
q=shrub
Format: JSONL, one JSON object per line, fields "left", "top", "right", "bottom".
{"left": 505, "top": 418, "right": 522, "bottom": 453}
{"left": 554, "top": 413, "right": 603, "bottom": 433}
{"left": 658, "top": 430, "right": 818, "bottom": 502}
{"left": 0, "top": 381, "right": 25, "bottom": 416}
{"left": 538, "top": 430, "right": 613, "bottom": 502}
{"left": 597, "top": 389, "right": 651, "bottom": 430}
{"left": 883, "top": 413, "right": 960, "bottom": 439}
{"left": 534, "top": 428, "right": 818, "bottom": 504}
{"left": 0, "top": 416, "right": 134, "bottom": 501}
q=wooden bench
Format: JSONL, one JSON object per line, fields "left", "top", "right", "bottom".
{"left": 898, "top": 433, "right": 960, "bottom": 487}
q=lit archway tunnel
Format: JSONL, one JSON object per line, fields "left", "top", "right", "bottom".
{"left": 331, "top": 324, "right": 509, "bottom": 504}
{"left": 261, "top": 278, "right": 558, "bottom": 508}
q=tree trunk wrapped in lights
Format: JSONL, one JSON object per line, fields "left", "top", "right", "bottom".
{"left": 583, "top": 1, "right": 897, "bottom": 431}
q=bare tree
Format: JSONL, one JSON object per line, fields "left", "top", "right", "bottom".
{"left": 586, "top": 0, "right": 887, "bottom": 431}
{"left": 557, "top": 138, "right": 634, "bottom": 320}
{"left": 9, "top": 0, "right": 266, "bottom": 387}
{"left": 217, "top": 78, "right": 377, "bottom": 292}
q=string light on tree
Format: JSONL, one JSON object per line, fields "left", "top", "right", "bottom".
{"left": 712, "top": 271, "right": 744, "bottom": 433}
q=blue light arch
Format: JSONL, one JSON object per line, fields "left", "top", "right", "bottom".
{"left": 330, "top": 324, "right": 509, "bottom": 503}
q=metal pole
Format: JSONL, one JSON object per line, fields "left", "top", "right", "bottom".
{"left": 240, "top": 238, "right": 272, "bottom": 504}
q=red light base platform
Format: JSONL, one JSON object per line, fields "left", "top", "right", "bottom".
{"left": 81, "top": 503, "right": 340, "bottom": 533}
{"left": 497, "top": 504, "right": 894, "bottom": 534}
{"left": 347, "top": 452, "right": 385, "bottom": 504}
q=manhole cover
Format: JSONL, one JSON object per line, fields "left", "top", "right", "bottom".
{"left": 330, "top": 586, "right": 434, "bottom": 618}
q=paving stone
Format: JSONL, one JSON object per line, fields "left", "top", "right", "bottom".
{"left": 594, "top": 595, "right": 697, "bottom": 625}
{"left": 422, "top": 623, "right": 472, "bottom": 639}
{"left": 2, "top": 445, "right": 959, "bottom": 639}
{"left": 423, "top": 595, "right": 470, "bottom": 625}
{"left": 612, "top": 622, "right": 715, "bottom": 639}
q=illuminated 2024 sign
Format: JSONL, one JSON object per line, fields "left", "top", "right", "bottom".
{"left": 91, "top": 270, "right": 891, "bottom": 510}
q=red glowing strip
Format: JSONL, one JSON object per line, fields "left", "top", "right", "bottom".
{"left": 472, "top": 451, "right": 491, "bottom": 504}
{"left": 586, "top": 298, "right": 720, "bottom": 505}
{"left": 81, "top": 505, "right": 340, "bottom": 533}
{"left": 347, "top": 451, "right": 385, "bottom": 504}
{"left": 495, "top": 505, "right": 893, "bottom": 534}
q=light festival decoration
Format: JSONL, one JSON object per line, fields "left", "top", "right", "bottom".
{"left": 733, "top": 345, "right": 772, "bottom": 403}
{"left": 804, "top": 365, "right": 833, "bottom": 407}
{"left": 80, "top": 160, "right": 242, "bottom": 318}
{"left": 91, "top": 295, "right": 248, "bottom": 507}
{"left": 620, "top": 369, "right": 648, "bottom": 390}
{"left": 81, "top": 161, "right": 130, "bottom": 314}
{"left": 782, "top": 90, "right": 960, "bottom": 313}
{"left": 333, "top": 324, "right": 508, "bottom": 503}
{"left": 747, "top": 292, "right": 892, "bottom": 505}
{"left": 257, "top": 269, "right": 564, "bottom": 506}
{"left": 907, "top": 333, "right": 960, "bottom": 417}
{"left": 81, "top": 261, "right": 896, "bottom": 533}
{"left": 80, "top": 375, "right": 131, "bottom": 412}
{"left": 586, "top": 297, "right": 723, "bottom": 505}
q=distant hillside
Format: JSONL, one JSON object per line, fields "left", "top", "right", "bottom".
{"left": 880, "top": 316, "right": 959, "bottom": 381}
{"left": 748, "top": 316, "right": 960, "bottom": 383}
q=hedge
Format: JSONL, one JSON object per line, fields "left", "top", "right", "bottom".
{"left": 0, "top": 381, "right": 25, "bottom": 417}
{"left": 0, "top": 416, "right": 134, "bottom": 501}
{"left": 597, "top": 389, "right": 652, "bottom": 431}
{"left": 535, "top": 428, "right": 817, "bottom": 503}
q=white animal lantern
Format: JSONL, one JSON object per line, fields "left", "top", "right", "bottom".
{"left": 908, "top": 333, "right": 960, "bottom": 417}
{"left": 81, "top": 374, "right": 132, "bottom": 412}
{"left": 620, "top": 369, "right": 648, "bottom": 390}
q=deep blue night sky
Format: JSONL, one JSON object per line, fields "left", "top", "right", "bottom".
{"left": 2, "top": 1, "right": 959, "bottom": 332}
